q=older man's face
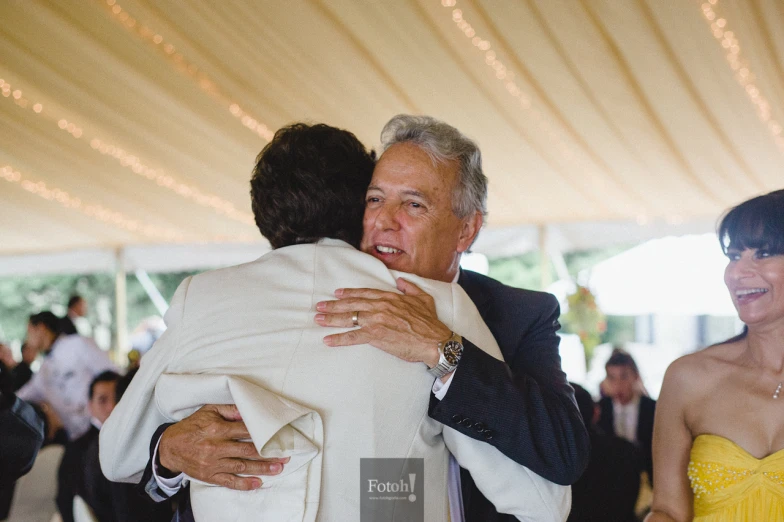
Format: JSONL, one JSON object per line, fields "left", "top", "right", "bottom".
{"left": 360, "top": 142, "right": 479, "bottom": 282}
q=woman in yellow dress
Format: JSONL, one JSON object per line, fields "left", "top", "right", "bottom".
{"left": 646, "top": 189, "right": 784, "bottom": 522}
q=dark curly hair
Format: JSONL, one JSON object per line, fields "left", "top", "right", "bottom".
{"left": 250, "top": 123, "right": 376, "bottom": 249}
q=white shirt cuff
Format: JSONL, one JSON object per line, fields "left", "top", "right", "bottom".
{"left": 152, "top": 437, "right": 189, "bottom": 495}
{"left": 432, "top": 369, "right": 457, "bottom": 400}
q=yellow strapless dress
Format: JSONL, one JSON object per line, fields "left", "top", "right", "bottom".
{"left": 688, "top": 434, "right": 784, "bottom": 521}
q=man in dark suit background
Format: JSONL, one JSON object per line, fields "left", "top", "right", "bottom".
{"left": 57, "top": 371, "right": 121, "bottom": 522}
{"left": 598, "top": 348, "right": 656, "bottom": 485}
{"left": 568, "top": 383, "right": 642, "bottom": 522}
{"left": 138, "top": 115, "right": 589, "bottom": 521}
{"left": 59, "top": 370, "right": 172, "bottom": 522}
{"left": 60, "top": 295, "right": 87, "bottom": 336}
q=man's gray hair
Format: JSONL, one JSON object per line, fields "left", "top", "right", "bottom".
{"left": 380, "top": 114, "right": 488, "bottom": 219}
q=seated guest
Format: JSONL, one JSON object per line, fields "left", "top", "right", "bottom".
{"left": 0, "top": 342, "right": 37, "bottom": 391}
{"left": 57, "top": 371, "right": 121, "bottom": 522}
{"left": 58, "top": 370, "right": 173, "bottom": 522}
{"left": 569, "top": 383, "right": 643, "bottom": 522}
{"left": 17, "top": 311, "right": 117, "bottom": 440}
{"left": 0, "top": 355, "right": 45, "bottom": 520}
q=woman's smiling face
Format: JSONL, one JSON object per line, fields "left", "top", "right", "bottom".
{"left": 724, "top": 247, "right": 784, "bottom": 329}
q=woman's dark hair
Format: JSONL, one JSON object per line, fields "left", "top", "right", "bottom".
{"left": 250, "top": 123, "right": 376, "bottom": 249}
{"left": 29, "top": 311, "right": 62, "bottom": 336}
{"left": 718, "top": 189, "right": 784, "bottom": 256}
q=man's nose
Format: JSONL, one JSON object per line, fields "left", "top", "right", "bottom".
{"left": 374, "top": 204, "right": 400, "bottom": 231}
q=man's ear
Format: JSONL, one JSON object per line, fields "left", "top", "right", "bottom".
{"left": 456, "top": 211, "right": 483, "bottom": 253}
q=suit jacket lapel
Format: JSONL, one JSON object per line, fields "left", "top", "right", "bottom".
{"left": 457, "top": 270, "right": 492, "bottom": 313}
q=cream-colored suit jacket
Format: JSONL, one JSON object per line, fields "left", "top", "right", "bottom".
{"left": 100, "top": 239, "right": 570, "bottom": 521}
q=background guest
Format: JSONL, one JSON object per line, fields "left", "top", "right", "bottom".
{"left": 598, "top": 348, "right": 656, "bottom": 485}
{"left": 568, "top": 382, "right": 642, "bottom": 522}
{"left": 60, "top": 295, "right": 87, "bottom": 336}
{"left": 0, "top": 342, "right": 37, "bottom": 391}
{"left": 57, "top": 370, "right": 121, "bottom": 522}
{"left": 17, "top": 311, "right": 117, "bottom": 440}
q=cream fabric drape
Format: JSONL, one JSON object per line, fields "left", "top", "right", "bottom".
{"left": 1, "top": 0, "right": 782, "bottom": 256}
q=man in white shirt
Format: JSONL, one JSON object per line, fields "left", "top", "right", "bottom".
{"left": 17, "top": 311, "right": 117, "bottom": 440}
{"left": 60, "top": 295, "right": 89, "bottom": 337}
{"left": 597, "top": 348, "right": 656, "bottom": 483}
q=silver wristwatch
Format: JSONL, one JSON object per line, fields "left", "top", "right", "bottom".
{"left": 427, "top": 332, "right": 463, "bottom": 378}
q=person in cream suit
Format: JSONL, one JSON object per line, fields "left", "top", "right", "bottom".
{"left": 100, "top": 123, "right": 569, "bottom": 521}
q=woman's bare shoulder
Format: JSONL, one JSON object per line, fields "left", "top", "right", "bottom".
{"left": 663, "top": 341, "right": 742, "bottom": 391}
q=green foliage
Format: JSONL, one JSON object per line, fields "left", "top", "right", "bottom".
{"left": 487, "top": 252, "right": 555, "bottom": 291}
{"left": 126, "top": 271, "right": 198, "bottom": 334}
{"left": 0, "top": 273, "right": 114, "bottom": 345}
{"left": 0, "top": 271, "right": 198, "bottom": 348}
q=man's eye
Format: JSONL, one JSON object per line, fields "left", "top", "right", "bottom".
{"left": 726, "top": 252, "right": 741, "bottom": 261}
{"left": 366, "top": 197, "right": 380, "bottom": 204}
{"left": 408, "top": 202, "right": 422, "bottom": 209}
{"left": 757, "top": 250, "right": 771, "bottom": 258}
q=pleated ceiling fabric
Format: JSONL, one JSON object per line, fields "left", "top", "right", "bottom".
{"left": 1, "top": 0, "right": 782, "bottom": 256}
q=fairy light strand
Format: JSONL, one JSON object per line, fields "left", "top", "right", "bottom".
{"left": 699, "top": 0, "right": 784, "bottom": 153}
{"left": 0, "top": 75, "right": 255, "bottom": 226}
{"left": 1, "top": 165, "right": 186, "bottom": 241}
{"left": 97, "top": 0, "right": 274, "bottom": 142}
{"left": 441, "top": 0, "right": 651, "bottom": 220}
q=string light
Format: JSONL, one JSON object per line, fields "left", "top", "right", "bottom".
{"left": 699, "top": 1, "right": 784, "bottom": 153}
{"left": 443, "top": 2, "right": 639, "bottom": 212}
{"left": 96, "top": 0, "right": 274, "bottom": 142}
{"left": 1, "top": 165, "right": 186, "bottom": 241}
{"left": 1, "top": 74, "right": 255, "bottom": 226}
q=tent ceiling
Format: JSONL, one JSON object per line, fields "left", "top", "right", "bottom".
{"left": 1, "top": 0, "right": 782, "bottom": 257}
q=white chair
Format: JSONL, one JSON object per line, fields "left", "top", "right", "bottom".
{"left": 72, "top": 495, "right": 98, "bottom": 522}
{"left": 8, "top": 444, "right": 64, "bottom": 522}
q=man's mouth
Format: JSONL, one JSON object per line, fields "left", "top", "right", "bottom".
{"left": 375, "top": 245, "right": 403, "bottom": 255}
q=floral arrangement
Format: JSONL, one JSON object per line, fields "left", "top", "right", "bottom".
{"left": 562, "top": 285, "right": 606, "bottom": 366}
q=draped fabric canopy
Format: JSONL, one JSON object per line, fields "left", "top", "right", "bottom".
{"left": 1, "top": 0, "right": 782, "bottom": 260}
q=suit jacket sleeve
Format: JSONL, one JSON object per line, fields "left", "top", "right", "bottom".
{"left": 56, "top": 442, "right": 78, "bottom": 522}
{"left": 99, "top": 277, "right": 192, "bottom": 484}
{"left": 443, "top": 425, "right": 571, "bottom": 521}
{"left": 429, "top": 290, "right": 589, "bottom": 485}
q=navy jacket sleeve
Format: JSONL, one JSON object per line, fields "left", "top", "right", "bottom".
{"left": 138, "top": 423, "right": 177, "bottom": 502}
{"left": 429, "top": 271, "right": 590, "bottom": 485}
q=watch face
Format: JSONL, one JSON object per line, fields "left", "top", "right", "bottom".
{"left": 443, "top": 341, "right": 463, "bottom": 365}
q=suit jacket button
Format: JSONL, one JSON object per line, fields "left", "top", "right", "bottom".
{"left": 452, "top": 415, "right": 464, "bottom": 423}
{"left": 461, "top": 419, "right": 473, "bottom": 428}
{"left": 483, "top": 431, "right": 494, "bottom": 440}
{"left": 473, "top": 422, "right": 486, "bottom": 432}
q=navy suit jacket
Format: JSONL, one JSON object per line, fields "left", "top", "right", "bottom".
{"left": 428, "top": 270, "right": 589, "bottom": 521}
{"left": 598, "top": 395, "right": 656, "bottom": 484}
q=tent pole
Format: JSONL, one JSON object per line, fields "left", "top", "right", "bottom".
{"left": 114, "top": 248, "right": 128, "bottom": 362}
{"left": 539, "top": 224, "right": 551, "bottom": 289}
